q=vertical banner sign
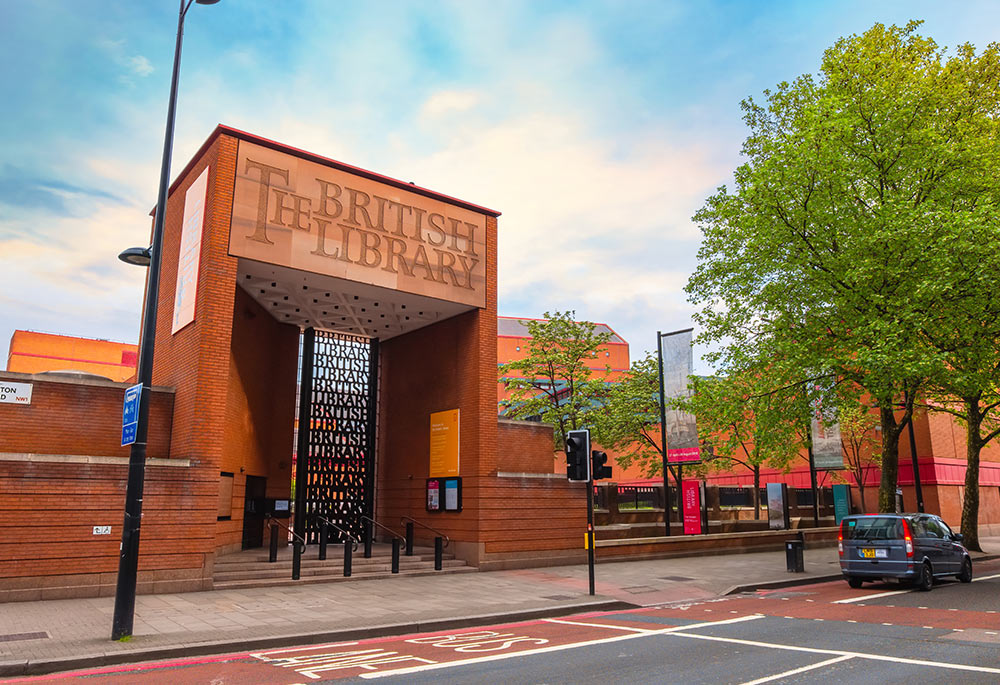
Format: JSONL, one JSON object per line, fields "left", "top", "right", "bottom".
{"left": 767, "top": 482, "right": 788, "bottom": 530}
{"left": 833, "top": 483, "right": 851, "bottom": 524}
{"left": 660, "top": 329, "right": 701, "bottom": 464}
{"left": 809, "top": 379, "right": 844, "bottom": 470}
{"left": 172, "top": 165, "right": 210, "bottom": 334}
{"left": 682, "top": 480, "right": 702, "bottom": 535}
{"left": 429, "top": 409, "right": 460, "bottom": 477}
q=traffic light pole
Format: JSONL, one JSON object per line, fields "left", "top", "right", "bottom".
{"left": 586, "top": 478, "right": 595, "bottom": 596}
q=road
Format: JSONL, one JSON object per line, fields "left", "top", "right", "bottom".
{"left": 11, "top": 558, "right": 1000, "bottom": 684}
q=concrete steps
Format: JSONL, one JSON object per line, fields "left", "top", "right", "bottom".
{"left": 212, "top": 543, "right": 474, "bottom": 590}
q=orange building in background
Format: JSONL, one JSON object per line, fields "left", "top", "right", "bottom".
{"left": 6, "top": 330, "right": 138, "bottom": 382}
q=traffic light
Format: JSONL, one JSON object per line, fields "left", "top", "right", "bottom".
{"left": 591, "top": 450, "right": 612, "bottom": 480}
{"left": 565, "top": 429, "right": 590, "bottom": 482}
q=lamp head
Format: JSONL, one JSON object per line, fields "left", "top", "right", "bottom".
{"left": 118, "top": 246, "right": 152, "bottom": 267}
{"left": 196, "top": 0, "right": 222, "bottom": 4}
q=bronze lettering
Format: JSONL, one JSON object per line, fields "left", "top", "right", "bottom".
{"left": 311, "top": 217, "right": 336, "bottom": 258}
{"left": 434, "top": 249, "right": 460, "bottom": 287}
{"left": 388, "top": 200, "right": 408, "bottom": 237}
{"left": 455, "top": 255, "right": 480, "bottom": 290}
{"left": 384, "top": 237, "right": 413, "bottom": 276}
{"left": 410, "top": 244, "right": 438, "bottom": 282}
{"left": 426, "top": 212, "right": 447, "bottom": 246}
{"left": 410, "top": 206, "right": 426, "bottom": 242}
{"left": 243, "top": 158, "right": 289, "bottom": 244}
{"left": 336, "top": 223, "right": 356, "bottom": 264}
{"left": 448, "top": 219, "right": 479, "bottom": 256}
{"left": 270, "top": 189, "right": 312, "bottom": 231}
{"left": 346, "top": 188, "right": 377, "bottom": 229}
{"left": 358, "top": 229, "right": 382, "bottom": 268}
{"left": 314, "top": 179, "right": 344, "bottom": 219}
{"left": 371, "top": 195, "right": 390, "bottom": 232}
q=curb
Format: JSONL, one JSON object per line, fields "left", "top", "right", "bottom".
{"left": 0, "top": 599, "right": 637, "bottom": 678}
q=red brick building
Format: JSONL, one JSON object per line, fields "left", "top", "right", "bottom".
{"left": 0, "top": 126, "right": 585, "bottom": 601}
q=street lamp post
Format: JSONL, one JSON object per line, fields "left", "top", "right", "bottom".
{"left": 112, "top": 0, "right": 220, "bottom": 642}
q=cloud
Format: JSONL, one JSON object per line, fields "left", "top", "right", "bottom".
{"left": 420, "top": 90, "right": 482, "bottom": 118}
{"left": 126, "top": 55, "right": 153, "bottom": 77}
{"left": 0, "top": 165, "right": 125, "bottom": 219}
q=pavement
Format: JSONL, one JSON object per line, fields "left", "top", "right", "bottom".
{"left": 2, "top": 537, "right": 998, "bottom": 678}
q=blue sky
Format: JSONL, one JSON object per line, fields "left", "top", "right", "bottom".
{"left": 2, "top": 1, "right": 998, "bottom": 372}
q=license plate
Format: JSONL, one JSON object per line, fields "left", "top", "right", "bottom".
{"left": 860, "top": 548, "right": 887, "bottom": 559}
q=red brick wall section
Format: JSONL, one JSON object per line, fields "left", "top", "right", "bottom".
{"left": 0, "top": 373, "right": 219, "bottom": 600}
{"left": 497, "top": 420, "right": 558, "bottom": 473}
{"left": 217, "top": 287, "right": 299, "bottom": 549}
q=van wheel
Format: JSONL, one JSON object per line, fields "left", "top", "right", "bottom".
{"left": 917, "top": 561, "right": 933, "bottom": 591}
{"left": 958, "top": 557, "right": 973, "bottom": 583}
{"left": 847, "top": 577, "right": 864, "bottom": 589}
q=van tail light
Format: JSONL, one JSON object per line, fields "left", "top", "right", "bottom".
{"left": 838, "top": 521, "right": 844, "bottom": 556}
{"left": 901, "top": 519, "right": 914, "bottom": 558}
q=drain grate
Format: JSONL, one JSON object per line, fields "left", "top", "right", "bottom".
{"left": 544, "top": 595, "right": 574, "bottom": 601}
{"left": 659, "top": 575, "right": 694, "bottom": 582}
{"left": 623, "top": 586, "right": 658, "bottom": 594}
{"left": 0, "top": 632, "right": 49, "bottom": 643}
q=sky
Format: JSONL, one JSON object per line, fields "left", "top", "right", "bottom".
{"left": 2, "top": 0, "right": 998, "bottom": 373}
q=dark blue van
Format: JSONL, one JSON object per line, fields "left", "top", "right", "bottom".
{"left": 839, "top": 514, "right": 972, "bottom": 591}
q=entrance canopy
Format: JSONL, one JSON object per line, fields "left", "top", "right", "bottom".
{"left": 237, "top": 258, "right": 474, "bottom": 339}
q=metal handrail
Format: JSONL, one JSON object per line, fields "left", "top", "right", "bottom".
{"left": 265, "top": 515, "right": 306, "bottom": 546}
{"left": 400, "top": 515, "right": 450, "bottom": 548}
{"left": 359, "top": 515, "right": 405, "bottom": 543}
{"left": 314, "top": 515, "right": 359, "bottom": 551}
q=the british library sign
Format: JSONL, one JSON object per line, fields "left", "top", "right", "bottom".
{"left": 230, "top": 141, "right": 487, "bottom": 308}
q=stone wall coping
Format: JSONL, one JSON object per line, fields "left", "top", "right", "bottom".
{"left": 496, "top": 471, "right": 564, "bottom": 480}
{"left": 0, "top": 370, "right": 174, "bottom": 393}
{"left": 596, "top": 526, "right": 839, "bottom": 547}
{"left": 497, "top": 418, "right": 554, "bottom": 429}
{"left": 0, "top": 453, "right": 191, "bottom": 467}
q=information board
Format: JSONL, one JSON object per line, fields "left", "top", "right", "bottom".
{"left": 121, "top": 383, "right": 142, "bottom": 447}
{"left": 429, "top": 409, "right": 460, "bottom": 477}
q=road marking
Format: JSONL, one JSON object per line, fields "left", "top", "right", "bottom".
{"left": 542, "top": 618, "right": 652, "bottom": 634}
{"left": 737, "top": 655, "right": 854, "bottom": 685}
{"left": 671, "top": 630, "right": 1000, "bottom": 675}
{"left": 359, "top": 614, "right": 765, "bottom": 679}
{"left": 253, "top": 641, "right": 359, "bottom": 657}
{"left": 833, "top": 589, "right": 910, "bottom": 604}
{"left": 972, "top": 573, "right": 1000, "bottom": 583}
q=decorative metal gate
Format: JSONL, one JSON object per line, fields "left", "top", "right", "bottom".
{"left": 294, "top": 328, "right": 378, "bottom": 544}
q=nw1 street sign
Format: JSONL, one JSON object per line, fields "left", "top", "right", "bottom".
{"left": 121, "top": 383, "right": 142, "bottom": 447}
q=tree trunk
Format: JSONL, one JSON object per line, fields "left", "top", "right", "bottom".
{"left": 961, "top": 397, "right": 983, "bottom": 552}
{"left": 753, "top": 467, "right": 761, "bottom": 520}
{"left": 877, "top": 400, "right": 904, "bottom": 513}
{"left": 858, "top": 481, "right": 866, "bottom": 514}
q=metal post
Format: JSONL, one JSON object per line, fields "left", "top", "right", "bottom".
{"left": 294, "top": 328, "right": 316, "bottom": 548}
{"left": 364, "top": 519, "right": 372, "bottom": 558}
{"left": 269, "top": 522, "right": 278, "bottom": 563}
{"left": 292, "top": 540, "right": 302, "bottom": 581}
{"left": 319, "top": 519, "right": 328, "bottom": 561}
{"left": 656, "top": 331, "right": 671, "bottom": 536}
{"left": 434, "top": 536, "right": 443, "bottom": 571}
{"left": 587, "top": 479, "right": 596, "bottom": 595}
{"left": 405, "top": 522, "right": 414, "bottom": 556}
{"left": 343, "top": 540, "right": 352, "bottom": 577}
{"left": 391, "top": 538, "right": 400, "bottom": 574}
{"left": 112, "top": 0, "right": 192, "bottom": 642}
{"left": 908, "top": 414, "right": 925, "bottom": 513}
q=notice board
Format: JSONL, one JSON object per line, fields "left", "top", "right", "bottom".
{"left": 429, "top": 409, "right": 460, "bottom": 477}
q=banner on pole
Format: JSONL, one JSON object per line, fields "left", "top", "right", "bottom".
{"left": 809, "top": 379, "right": 844, "bottom": 470}
{"left": 660, "top": 329, "right": 701, "bottom": 464}
{"left": 682, "top": 480, "right": 702, "bottom": 535}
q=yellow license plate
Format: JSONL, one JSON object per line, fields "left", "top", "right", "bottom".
{"left": 861, "top": 548, "right": 876, "bottom": 558}
{"left": 859, "top": 548, "right": 888, "bottom": 559}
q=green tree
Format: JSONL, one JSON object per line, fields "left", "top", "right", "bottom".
{"left": 687, "top": 21, "right": 999, "bottom": 512}
{"left": 681, "top": 370, "right": 804, "bottom": 519}
{"left": 498, "top": 311, "right": 611, "bottom": 450}
{"left": 837, "top": 399, "right": 881, "bottom": 514}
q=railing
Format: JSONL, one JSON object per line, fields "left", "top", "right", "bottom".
{"left": 313, "top": 515, "right": 358, "bottom": 578}
{"left": 617, "top": 485, "right": 659, "bottom": 511}
{"left": 265, "top": 515, "right": 307, "bottom": 581}
{"left": 360, "top": 515, "right": 406, "bottom": 573}
{"left": 401, "top": 516, "right": 449, "bottom": 571}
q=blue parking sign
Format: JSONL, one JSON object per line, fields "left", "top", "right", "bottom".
{"left": 121, "top": 383, "right": 142, "bottom": 446}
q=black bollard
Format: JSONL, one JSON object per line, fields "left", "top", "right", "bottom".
{"left": 344, "top": 540, "right": 352, "bottom": 577}
{"left": 364, "top": 519, "right": 372, "bottom": 559}
{"left": 405, "top": 522, "right": 414, "bottom": 556}
{"left": 434, "top": 536, "right": 443, "bottom": 571}
{"left": 319, "top": 519, "right": 328, "bottom": 561}
{"left": 292, "top": 540, "right": 302, "bottom": 580}
{"left": 269, "top": 522, "right": 278, "bottom": 563}
{"left": 391, "top": 538, "right": 400, "bottom": 574}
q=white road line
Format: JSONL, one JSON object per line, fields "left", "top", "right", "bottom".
{"left": 833, "top": 589, "right": 910, "bottom": 604}
{"left": 542, "top": 618, "right": 653, "bottom": 634}
{"left": 359, "top": 614, "right": 765, "bottom": 679}
{"left": 670, "top": 630, "right": 1000, "bottom": 675}
{"left": 972, "top": 573, "right": 1000, "bottom": 582}
{"left": 737, "top": 655, "right": 854, "bottom": 685}
{"left": 252, "top": 641, "right": 359, "bottom": 657}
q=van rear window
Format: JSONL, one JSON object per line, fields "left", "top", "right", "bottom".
{"left": 844, "top": 517, "right": 901, "bottom": 540}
